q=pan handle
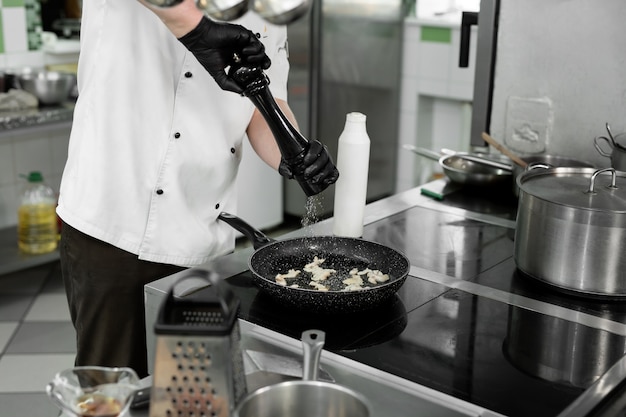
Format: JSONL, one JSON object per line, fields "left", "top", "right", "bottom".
{"left": 217, "top": 212, "right": 276, "bottom": 249}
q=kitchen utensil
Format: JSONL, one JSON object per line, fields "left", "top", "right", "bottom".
{"left": 409, "top": 145, "right": 513, "bottom": 171}
{"left": 604, "top": 122, "right": 626, "bottom": 150}
{"left": 515, "top": 166, "right": 626, "bottom": 296}
{"left": 16, "top": 70, "right": 74, "bottom": 105}
{"left": 197, "top": 0, "right": 250, "bottom": 21}
{"left": 46, "top": 366, "right": 140, "bottom": 417}
{"left": 229, "top": 62, "right": 333, "bottom": 197}
{"left": 512, "top": 154, "right": 595, "bottom": 197}
{"left": 218, "top": 212, "right": 410, "bottom": 313}
{"left": 406, "top": 145, "right": 512, "bottom": 187}
{"left": 252, "top": 0, "right": 311, "bottom": 25}
{"left": 594, "top": 133, "right": 626, "bottom": 171}
{"left": 234, "top": 330, "right": 371, "bottom": 417}
{"left": 149, "top": 269, "right": 247, "bottom": 417}
{"left": 481, "top": 132, "right": 529, "bottom": 168}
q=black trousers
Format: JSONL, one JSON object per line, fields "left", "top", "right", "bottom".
{"left": 59, "top": 221, "right": 185, "bottom": 378}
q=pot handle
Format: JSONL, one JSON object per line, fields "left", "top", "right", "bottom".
{"left": 526, "top": 162, "right": 552, "bottom": 171}
{"left": 586, "top": 168, "right": 618, "bottom": 194}
{"left": 594, "top": 136, "right": 614, "bottom": 157}
{"left": 301, "top": 330, "right": 325, "bottom": 381}
{"left": 217, "top": 212, "right": 276, "bottom": 249}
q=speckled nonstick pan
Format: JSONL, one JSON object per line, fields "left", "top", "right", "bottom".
{"left": 218, "top": 212, "right": 410, "bottom": 313}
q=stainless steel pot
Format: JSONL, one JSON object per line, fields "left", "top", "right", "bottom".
{"left": 512, "top": 154, "right": 594, "bottom": 197}
{"left": 234, "top": 330, "right": 371, "bottom": 417}
{"left": 515, "top": 166, "right": 626, "bottom": 296}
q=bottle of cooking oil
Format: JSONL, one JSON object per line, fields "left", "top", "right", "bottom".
{"left": 17, "top": 171, "right": 58, "bottom": 254}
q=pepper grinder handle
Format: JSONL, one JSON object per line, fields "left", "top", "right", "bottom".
{"left": 229, "top": 63, "right": 328, "bottom": 197}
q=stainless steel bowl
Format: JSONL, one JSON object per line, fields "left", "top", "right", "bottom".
{"left": 197, "top": 0, "right": 250, "bottom": 21}
{"left": 252, "top": 0, "right": 311, "bottom": 25}
{"left": 16, "top": 70, "right": 75, "bottom": 105}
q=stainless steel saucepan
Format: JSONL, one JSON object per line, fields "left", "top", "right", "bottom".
{"left": 404, "top": 145, "right": 513, "bottom": 187}
{"left": 234, "top": 330, "right": 371, "bottom": 417}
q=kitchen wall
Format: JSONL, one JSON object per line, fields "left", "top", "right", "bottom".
{"left": 489, "top": 0, "right": 626, "bottom": 167}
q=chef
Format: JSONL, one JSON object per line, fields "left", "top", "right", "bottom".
{"left": 57, "top": 0, "right": 338, "bottom": 378}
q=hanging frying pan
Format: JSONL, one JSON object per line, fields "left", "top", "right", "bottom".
{"left": 218, "top": 213, "right": 410, "bottom": 313}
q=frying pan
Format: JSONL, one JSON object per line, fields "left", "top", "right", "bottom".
{"left": 218, "top": 212, "right": 410, "bottom": 313}
{"left": 405, "top": 145, "right": 513, "bottom": 186}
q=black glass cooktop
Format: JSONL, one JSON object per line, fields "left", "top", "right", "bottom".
{"left": 224, "top": 204, "right": 626, "bottom": 417}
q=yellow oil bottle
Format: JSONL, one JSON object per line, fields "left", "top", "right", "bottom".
{"left": 17, "top": 171, "right": 58, "bottom": 254}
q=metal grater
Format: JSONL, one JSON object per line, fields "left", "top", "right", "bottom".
{"left": 149, "top": 269, "right": 246, "bottom": 417}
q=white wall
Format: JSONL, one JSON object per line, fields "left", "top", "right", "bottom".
{"left": 489, "top": 0, "right": 626, "bottom": 167}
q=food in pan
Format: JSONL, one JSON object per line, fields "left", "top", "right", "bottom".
{"left": 274, "top": 256, "right": 390, "bottom": 291}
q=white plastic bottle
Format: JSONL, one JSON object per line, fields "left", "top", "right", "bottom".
{"left": 333, "top": 112, "right": 371, "bottom": 238}
{"left": 17, "top": 171, "right": 58, "bottom": 254}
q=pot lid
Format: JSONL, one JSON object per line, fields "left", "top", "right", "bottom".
{"left": 518, "top": 167, "right": 626, "bottom": 213}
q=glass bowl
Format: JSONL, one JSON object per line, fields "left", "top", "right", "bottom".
{"left": 46, "top": 366, "right": 140, "bottom": 417}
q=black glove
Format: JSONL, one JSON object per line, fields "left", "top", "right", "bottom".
{"left": 178, "top": 16, "right": 271, "bottom": 94}
{"left": 279, "top": 140, "right": 340, "bottom": 187}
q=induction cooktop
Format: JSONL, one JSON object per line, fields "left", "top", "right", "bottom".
{"left": 225, "top": 204, "right": 626, "bottom": 417}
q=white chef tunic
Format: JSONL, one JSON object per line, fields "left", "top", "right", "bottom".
{"left": 56, "top": 0, "right": 289, "bottom": 267}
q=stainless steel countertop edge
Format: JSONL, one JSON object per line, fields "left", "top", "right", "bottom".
{"left": 556, "top": 354, "right": 626, "bottom": 417}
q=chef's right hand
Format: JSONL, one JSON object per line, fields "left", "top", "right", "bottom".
{"left": 178, "top": 16, "right": 271, "bottom": 94}
{"left": 278, "top": 140, "right": 340, "bottom": 188}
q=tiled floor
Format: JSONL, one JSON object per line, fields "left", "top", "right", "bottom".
{"left": 0, "top": 216, "right": 303, "bottom": 416}
{"left": 0, "top": 261, "right": 74, "bottom": 417}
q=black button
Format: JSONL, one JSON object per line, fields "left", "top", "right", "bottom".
{"left": 255, "top": 33, "right": 261, "bottom": 38}
{"left": 230, "top": 147, "right": 236, "bottom": 154}
{"left": 156, "top": 189, "right": 164, "bottom": 195}
{"left": 174, "top": 132, "right": 181, "bottom": 139}
{"left": 184, "top": 71, "right": 192, "bottom": 78}
{"left": 215, "top": 203, "right": 220, "bottom": 209}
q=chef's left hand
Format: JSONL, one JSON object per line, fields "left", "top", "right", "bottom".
{"left": 279, "top": 140, "right": 339, "bottom": 187}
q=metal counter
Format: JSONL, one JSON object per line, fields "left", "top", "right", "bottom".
{"left": 0, "top": 103, "right": 73, "bottom": 134}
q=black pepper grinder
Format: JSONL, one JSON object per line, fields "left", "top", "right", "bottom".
{"left": 229, "top": 63, "right": 328, "bottom": 197}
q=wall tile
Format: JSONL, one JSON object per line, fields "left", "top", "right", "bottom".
{"left": 2, "top": 0, "right": 26, "bottom": 7}
{"left": 0, "top": 141, "right": 14, "bottom": 185}
{"left": 3, "top": 50, "right": 44, "bottom": 68}
{"left": 13, "top": 134, "right": 52, "bottom": 180}
{"left": 0, "top": 10, "right": 5, "bottom": 54}
{"left": 2, "top": 7, "right": 27, "bottom": 53}
{"left": 0, "top": 182, "right": 18, "bottom": 227}
{"left": 49, "top": 127, "right": 69, "bottom": 175}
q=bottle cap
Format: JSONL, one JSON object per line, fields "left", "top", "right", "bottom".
{"left": 347, "top": 112, "right": 366, "bottom": 122}
{"left": 26, "top": 171, "right": 44, "bottom": 182}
